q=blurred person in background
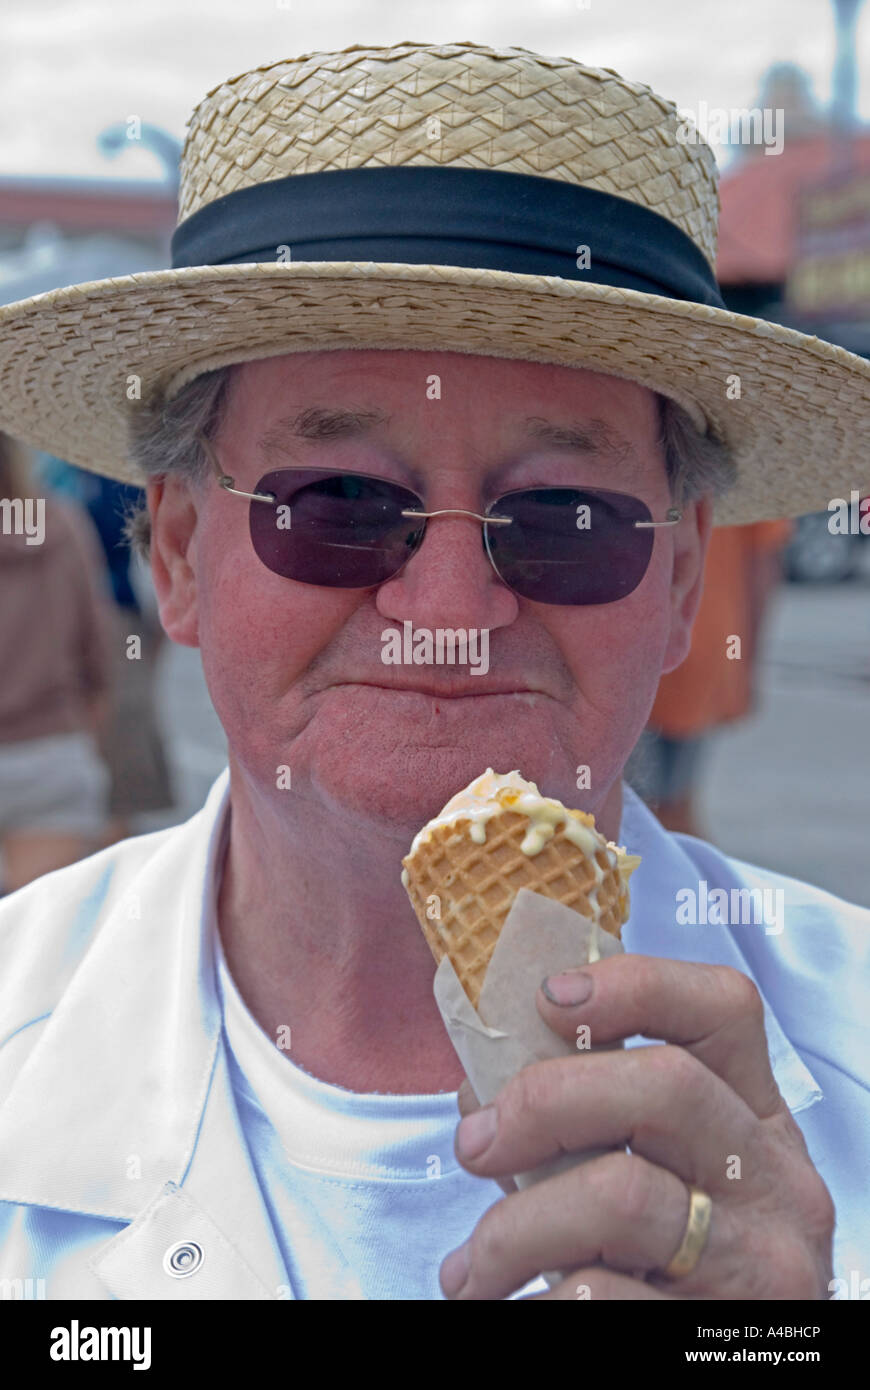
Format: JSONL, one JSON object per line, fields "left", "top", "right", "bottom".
{"left": 0, "top": 433, "right": 114, "bottom": 892}
{"left": 626, "top": 519, "right": 792, "bottom": 836}
{"left": 35, "top": 456, "right": 175, "bottom": 843}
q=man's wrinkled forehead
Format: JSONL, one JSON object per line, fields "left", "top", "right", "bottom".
{"left": 221, "top": 350, "right": 663, "bottom": 484}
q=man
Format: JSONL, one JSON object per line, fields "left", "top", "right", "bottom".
{"left": 0, "top": 41, "right": 868, "bottom": 1301}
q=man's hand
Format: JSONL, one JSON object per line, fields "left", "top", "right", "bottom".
{"left": 441, "top": 955, "right": 835, "bottom": 1300}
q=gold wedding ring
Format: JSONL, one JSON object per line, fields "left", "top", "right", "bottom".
{"left": 661, "top": 1185, "right": 713, "bottom": 1280}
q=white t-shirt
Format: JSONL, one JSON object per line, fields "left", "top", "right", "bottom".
{"left": 214, "top": 927, "right": 545, "bottom": 1300}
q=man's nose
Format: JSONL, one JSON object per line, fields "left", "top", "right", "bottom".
{"left": 375, "top": 506, "right": 518, "bottom": 632}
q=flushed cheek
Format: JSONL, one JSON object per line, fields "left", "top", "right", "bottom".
{"left": 548, "top": 593, "right": 671, "bottom": 742}
{"left": 195, "top": 564, "right": 351, "bottom": 735}
{"left": 603, "top": 595, "right": 672, "bottom": 731}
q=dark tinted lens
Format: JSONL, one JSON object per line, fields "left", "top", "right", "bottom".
{"left": 485, "top": 488, "right": 655, "bottom": 604}
{"left": 249, "top": 470, "right": 425, "bottom": 586}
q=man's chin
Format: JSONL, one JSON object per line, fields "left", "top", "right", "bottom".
{"left": 302, "top": 707, "right": 574, "bottom": 833}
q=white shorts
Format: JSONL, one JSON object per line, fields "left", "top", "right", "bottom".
{"left": 0, "top": 732, "right": 110, "bottom": 837}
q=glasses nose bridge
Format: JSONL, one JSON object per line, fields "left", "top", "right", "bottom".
{"left": 399, "top": 504, "right": 512, "bottom": 585}
{"left": 400, "top": 504, "right": 512, "bottom": 526}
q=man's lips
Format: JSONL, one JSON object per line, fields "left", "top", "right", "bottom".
{"left": 328, "top": 680, "right": 551, "bottom": 700}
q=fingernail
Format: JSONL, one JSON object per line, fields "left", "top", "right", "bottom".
{"left": 440, "top": 1239, "right": 471, "bottom": 1297}
{"left": 456, "top": 1104, "right": 497, "bottom": 1159}
{"left": 542, "top": 970, "right": 594, "bottom": 1006}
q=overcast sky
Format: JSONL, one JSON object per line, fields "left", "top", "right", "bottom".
{"left": 1, "top": 0, "right": 867, "bottom": 182}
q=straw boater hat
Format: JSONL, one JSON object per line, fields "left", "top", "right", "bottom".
{"left": 0, "top": 39, "right": 867, "bottom": 523}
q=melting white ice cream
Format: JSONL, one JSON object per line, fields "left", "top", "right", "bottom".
{"left": 402, "top": 768, "right": 640, "bottom": 898}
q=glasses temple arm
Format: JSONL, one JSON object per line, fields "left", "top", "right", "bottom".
{"left": 634, "top": 507, "right": 683, "bottom": 528}
{"left": 196, "top": 431, "right": 276, "bottom": 503}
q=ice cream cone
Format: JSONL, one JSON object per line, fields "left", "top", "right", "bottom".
{"left": 402, "top": 770, "right": 639, "bottom": 1010}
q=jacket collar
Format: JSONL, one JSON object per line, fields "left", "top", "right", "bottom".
{"left": 618, "top": 783, "right": 823, "bottom": 1117}
{"left": 0, "top": 769, "right": 233, "bottom": 1217}
{"left": 0, "top": 768, "right": 291, "bottom": 1298}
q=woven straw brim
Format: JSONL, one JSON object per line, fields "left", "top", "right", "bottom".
{"left": 0, "top": 258, "right": 867, "bottom": 524}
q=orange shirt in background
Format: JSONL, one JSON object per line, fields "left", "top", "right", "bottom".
{"left": 649, "top": 520, "right": 793, "bottom": 739}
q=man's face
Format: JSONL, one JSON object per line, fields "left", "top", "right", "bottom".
{"left": 149, "top": 350, "right": 711, "bottom": 833}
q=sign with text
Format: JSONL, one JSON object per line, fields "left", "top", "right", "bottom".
{"left": 786, "top": 167, "right": 870, "bottom": 319}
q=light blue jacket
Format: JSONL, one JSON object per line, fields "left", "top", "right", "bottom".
{"left": 0, "top": 771, "right": 868, "bottom": 1299}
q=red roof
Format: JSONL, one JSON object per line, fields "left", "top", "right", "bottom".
{"left": 717, "top": 133, "right": 870, "bottom": 283}
{"left": 0, "top": 178, "right": 176, "bottom": 237}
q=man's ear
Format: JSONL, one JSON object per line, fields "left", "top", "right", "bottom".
{"left": 660, "top": 493, "right": 714, "bottom": 675}
{"left": 147, "top": 475, "right": 201, "bottom": 648}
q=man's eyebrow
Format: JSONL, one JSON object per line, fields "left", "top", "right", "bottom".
{"left": 518, "top": 415, "right": 636, "bottom": 460}
{"left": 258, "top": 407, "right": 391, "bottom": 455}
{"left": 256, "top": 407, "right": 638, "bottom": 468}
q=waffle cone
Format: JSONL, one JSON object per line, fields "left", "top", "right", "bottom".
{"left": 403, "top": 805, "right": 633, "bottom": 1011}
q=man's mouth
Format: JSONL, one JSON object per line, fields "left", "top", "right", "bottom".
{"left": 332, "top": 681, "right": 550, "bottom": 701}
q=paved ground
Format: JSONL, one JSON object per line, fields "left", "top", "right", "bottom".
{"left": 142, "top": 571, "right": 870, "bottom": 910}
{"left": 699, "top": 574, "right": 870, "bottom": 907}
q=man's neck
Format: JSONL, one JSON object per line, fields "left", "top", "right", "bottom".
{"left": 216, "top": 764, "right": 623, "bottom": 1096}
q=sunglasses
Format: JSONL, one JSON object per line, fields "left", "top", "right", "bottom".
{"left": 197, "top": 433, "right": 682, "bottom": 606}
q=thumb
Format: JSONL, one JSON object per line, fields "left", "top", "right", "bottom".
{"left": 457, "top": 1076, "right": 481, "bottom": 1119}
{"left": 455, "top": 1075, "right": 517, "bottom": 1196}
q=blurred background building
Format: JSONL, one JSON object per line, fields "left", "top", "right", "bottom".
{"left": 0, "top": 123, "right": 178, "bottom": 288}
{"left": 625, "top": 0, "right": 870, "bottom": 898}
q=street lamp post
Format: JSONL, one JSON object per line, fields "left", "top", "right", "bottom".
{"left": 830, "top": 0, "right": 866, "bottom": 174}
